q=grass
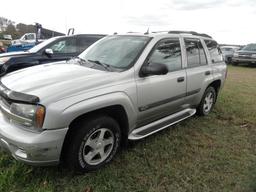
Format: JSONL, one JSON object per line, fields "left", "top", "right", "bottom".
{"left": 0, "top": 65, "right": 256, "bottom": 192}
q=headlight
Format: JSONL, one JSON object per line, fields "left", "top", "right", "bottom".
{"left": 233, "top": 53, "right": 239, "bottom": 57}
{"left": 0, "top": 57, "right": 10, "bottom": 65}
{"left": 10, "top": 103, "right": 45, "bottom": 130}
{"left": 251, "top": 54, "right": 256, "bottom": 58}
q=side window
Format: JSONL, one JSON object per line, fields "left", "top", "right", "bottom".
{"left": 77, "top": 36, "right": 102, "bottom": 53}
{"left": 185, "top": 39, "right": 200, "bottom": 68}
{"left": 25, "top": 34, "right": 35, "bottom": 40}
{"left": 184, "top": 38, "right": 207, "bottom": 68}
{"left": 49, "top": 38, "right": 77, "bottom": 54}
{"left": 204, "top": 40, "right": 223, "bottom": 63}
{"left": 148, "top": 38, "right": 182, "bottom": 72}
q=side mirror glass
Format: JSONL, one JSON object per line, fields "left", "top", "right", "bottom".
{"left": 141, "top": 63, "right": 168, "bottom": 77}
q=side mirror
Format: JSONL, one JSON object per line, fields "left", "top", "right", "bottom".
{"left": 141, "top": 63, "right": 168, "bottom": 76}
{"left": 44, "top": 49, "right": 53, "bottom": 57}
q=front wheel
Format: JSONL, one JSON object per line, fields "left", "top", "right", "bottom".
{"left": 227, "top": 57, "right": 232, "bottom": 64}
{"left": 64, "top": 115, "right": 121, "bottom": 172}
{"left": 197, "top": 87, "right": 217, "bottom": 116}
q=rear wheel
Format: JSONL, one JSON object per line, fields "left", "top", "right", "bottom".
{"left": 64, "top": 115, "right": 121, "bottom": 172}
{"left": 197, "top": 87, "right": 217, "bottom": 116}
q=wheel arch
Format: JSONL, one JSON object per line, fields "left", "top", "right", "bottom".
{"left": 208, "top": 79, "right": 221, "bottom": 96}
{"left": 60, "top": 104, "right": 129, "bottom": 162}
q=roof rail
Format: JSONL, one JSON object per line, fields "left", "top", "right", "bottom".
{"left": 151, "top": 31, "right": 170, "bottom": 33}
{"left": 168, "top": 31, "right": 212, "bottom": 38}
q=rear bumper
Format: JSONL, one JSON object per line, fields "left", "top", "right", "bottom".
{"left": 0, "top": 111, "right": 68, "bottom": 166}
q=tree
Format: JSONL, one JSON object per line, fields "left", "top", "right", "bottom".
{"left": 5, "top": 24, "right": 20, "bottom": 39}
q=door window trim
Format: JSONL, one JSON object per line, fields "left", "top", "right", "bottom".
{"left": 139, "top": 37, "right": 184, "bottom": 77}
{"left": 183, "top": 37, "right": 208, "bottom": 69}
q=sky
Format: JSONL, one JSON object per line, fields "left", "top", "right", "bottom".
{"left": 1, "top": 0, "right": 256, "bottom": 45}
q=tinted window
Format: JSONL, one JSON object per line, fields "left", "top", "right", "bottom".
{"left": 185, "top": 38, "right": 207, "bottom": 68}
{"left": 221, "top": 48, "right": 233, "bottom": 51}
{"left": 204, "top": 40, "right": 223, "bottom": 63}
{"left": 29, "top": 37, "right": 60, "bottom": 53}
{"left": 242, "top": 44, "right": 256, "bottom": 51}
{"left": 49, "top": 38, "right": 77, "bottom": 54}
{"left": 77, "top": 36, "right": 103, "bottom": 52}
{"left": 148, "top": 38, "right": 182, "bottom": 72}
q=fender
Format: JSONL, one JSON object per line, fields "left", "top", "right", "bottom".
{"left": 42, "top": 92, "right": 138, "bottom": 131}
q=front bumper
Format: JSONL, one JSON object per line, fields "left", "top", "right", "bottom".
{"left": 0, "top": 111, "right": 68, "bottom": 166}
{"left": 232, "top": 57, "right": 256, "bottom": 64}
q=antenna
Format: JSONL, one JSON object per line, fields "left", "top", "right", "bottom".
{"left": 67, "top": 28, "right": 75, "bottom": 36}
{"left": 144, "top": 27, "right": 150, "bottom": 35}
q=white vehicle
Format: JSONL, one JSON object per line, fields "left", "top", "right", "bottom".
{"left": 11, "top": 33, "right": 38, "bottom": 46}
{"left": 220, "top": 46, "right": 240, "bottom": 64}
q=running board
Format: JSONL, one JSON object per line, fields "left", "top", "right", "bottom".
{"left": 128, "top": 108, "right": 196, "bottom": 140}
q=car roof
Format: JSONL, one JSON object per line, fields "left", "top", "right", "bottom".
{"left": 47, "top": 34, "right": 106, "bottom": 41}
{"left": 116, "top": 31, "right": 213, "bottom": 40}
{"left": 69, "top": 34, "right": 106, "bottom": 37}
{"left": 221, "top": 46, "right": 240, "bottom": 49}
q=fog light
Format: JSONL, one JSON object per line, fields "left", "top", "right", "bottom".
{"left": 15, "top": 149, "right": 28, "bottom": 159}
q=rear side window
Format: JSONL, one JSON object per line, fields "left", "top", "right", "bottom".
{"left": 148, "top": 38, "right": 182, "bottom": 72}
{"left": 185, "top": 38, "right": 207, "bottom": 68}
{"left": 77, "top": 36, "right": 103, "bottom": 53}
{"left": 204, "top": 40, "right": 223, "bottom": 63}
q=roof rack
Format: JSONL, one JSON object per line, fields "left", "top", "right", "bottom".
{"left": 168, "top": 31, "right": 212, "bottom": 38}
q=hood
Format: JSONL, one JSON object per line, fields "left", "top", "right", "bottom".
{"left": 1, "top": 62, "right": 117, "bottom": 103}
{"left": 236, "top": 50, "right": 256, "bottom": 54}
{"left": 0, "top": 51, "right": 31, "bottom": 58}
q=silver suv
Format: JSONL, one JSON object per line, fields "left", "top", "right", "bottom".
{"left": 0, "top": 31, "right": 227, "bottom": 172}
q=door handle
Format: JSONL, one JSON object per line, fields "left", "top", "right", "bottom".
{"left": 177, "top": 77, "right": 185, "bottom": 82}
{"left": 205, "top": 71, "right": 211, "bottom": 76}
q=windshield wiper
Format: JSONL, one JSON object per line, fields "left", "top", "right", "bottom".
{"left": 69, "top": 56, "right": 87, "bottom": 64}
{"left": 88, "top": 59, "right": 111, "bottom": 71}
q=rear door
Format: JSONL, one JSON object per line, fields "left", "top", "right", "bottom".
{"left": 204, "top": 39, "right": 226, "bottom": 89}
{"left": 183, "top": 38, "right": 213, "bottom": 106}
{"left": 136, "top": 38, "right": 187, "bottom": 126}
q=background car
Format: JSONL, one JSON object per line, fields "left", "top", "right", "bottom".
{"left": 0, "top": 34, "right": 105, "bottom": 76}
{"left": 232, "top": 43, "right": 256, "bottom": 66}
{"left": 220, "top": 45, "right": 240, "bottom": 64}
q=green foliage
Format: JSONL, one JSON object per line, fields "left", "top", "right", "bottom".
{"left": 0, "top": 66, "right": 256, "bottom": 192}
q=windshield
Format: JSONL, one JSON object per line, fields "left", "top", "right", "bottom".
{"left": 242, "top": 44, "right": 256, "bottom": 51}
{"left": 28, "top": 36, "right": 62, "bottom": 53}
{"left": 79, "top": 35, "right": 151, "bottom": 69}
{"left": 221, "top": 48, "right": 233, "bottom": 51}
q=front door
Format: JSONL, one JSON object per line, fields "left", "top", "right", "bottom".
{"left": 136, "top": 38, "right": 186, "bottom": 126}
{"left": 39, "top": 37, "right": 77, "bottom": 64}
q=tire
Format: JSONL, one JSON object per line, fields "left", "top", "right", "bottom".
{"left": 64, "top": 115, "right": 121, "bottom": 172}
{"left": 227, "top": 57, "right": 232, "bottom": 64}
{"left": 232, "top": 62, "right": 238, "bottom": 66}
{"left": 197, "top": 86, "right": 217, "bottom": 116}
